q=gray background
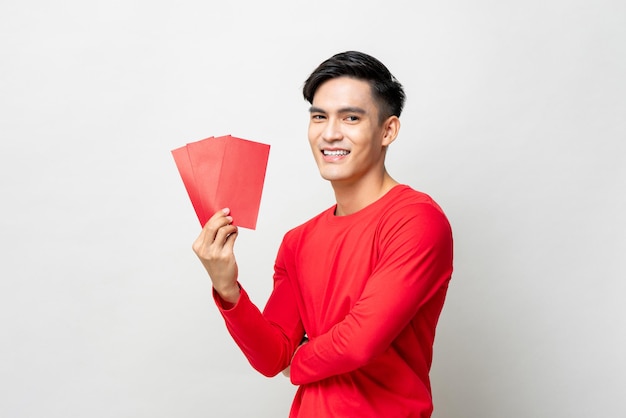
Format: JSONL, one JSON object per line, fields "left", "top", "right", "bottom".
{"left": 1, "top": 0, "right": 624, "bottom": 417}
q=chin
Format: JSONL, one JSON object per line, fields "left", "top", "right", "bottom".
{"left": 319, "top": 170, "right": 350, "bottom": 183}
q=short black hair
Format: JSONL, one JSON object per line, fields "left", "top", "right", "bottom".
{"left": 302, "top": 51, "right": 406, "bottom": 122}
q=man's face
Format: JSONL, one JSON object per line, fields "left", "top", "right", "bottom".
{"left": 308, "top": 76, "right": 392, "bottom": 187}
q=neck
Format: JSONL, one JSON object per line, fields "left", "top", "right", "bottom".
{"left": 332, "top": 170, "right": 399, "bottom": 216}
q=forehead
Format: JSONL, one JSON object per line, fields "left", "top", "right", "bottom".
{"left": 311, "top": 77, "right": 376, "bottom": 110}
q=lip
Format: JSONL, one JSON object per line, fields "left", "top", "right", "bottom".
{"left": 321, "top": 148, "right": 350, "bottom": 162}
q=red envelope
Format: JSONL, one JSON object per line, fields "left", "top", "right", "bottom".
{"left": 171, "top": 135, "right": 270, "bottom": 230}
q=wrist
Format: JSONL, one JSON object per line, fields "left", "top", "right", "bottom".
{"left": 215, "top": 283, "right": 241, "bottom": 306}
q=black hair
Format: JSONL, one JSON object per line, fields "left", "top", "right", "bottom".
{"left": 302, "top": 51, "right": 406, "bottom": 122}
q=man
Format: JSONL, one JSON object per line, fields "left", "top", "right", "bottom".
{"left": 192, "top": 51, "right": 453, "bottom": 417}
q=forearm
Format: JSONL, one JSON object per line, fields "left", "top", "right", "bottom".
{"left": 215, "top": 285, "right": 303, "bottom": 377}
{"left": 290, "top": 212, "right": 453, "bottom": 385}
{"left": 289, "top": 295, "right": 409, "bottom": 385}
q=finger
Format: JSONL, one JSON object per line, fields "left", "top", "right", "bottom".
{"left": 214, "top": 224, "right": 238, "bottom": 248}
{"left": 202, "top": 208, "right": 234, "bottom": 239}
{"left": 208, "top": 208, "right": 233, "bottom": 229}
{"left": 193, "top": 209, "right": 233, "bottom": 254}
{"left": 206, "top": 207, "right": 232, "bottom": 225}
{"left": 222, "top": 227, "right": 239, "bottom": 252}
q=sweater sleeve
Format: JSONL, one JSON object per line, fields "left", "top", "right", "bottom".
{"left": 214, "top": 242, "right": 305, "bottom": 377}
{"left": 289, "top": 204, "right": 453, "bottom": 385}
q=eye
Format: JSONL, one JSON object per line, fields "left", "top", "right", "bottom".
{"left": 345, "top": 115, "right": 360, "bottom": 122}
{"left": 311, "top": 114, "right": 326, "bottom": 121}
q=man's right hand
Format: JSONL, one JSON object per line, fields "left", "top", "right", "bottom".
{"left": 281, "top": 336, "right": 308, "bottom": 378}
{"left": 192, "top": 208, "right": 241, "bottom": 305}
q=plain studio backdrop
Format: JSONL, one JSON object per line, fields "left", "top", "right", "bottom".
{"left": 1, "top": 1, "right": 624, "bottom": 417}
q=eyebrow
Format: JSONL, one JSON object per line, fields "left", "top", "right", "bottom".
{"left": 309, "top": 106, "right": 367, "bottom": 115}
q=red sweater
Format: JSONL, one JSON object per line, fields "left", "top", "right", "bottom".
{"left": 214, "top": 185, "right": 453, "bottom": 417}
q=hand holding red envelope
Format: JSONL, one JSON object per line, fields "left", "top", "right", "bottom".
{"left": 171, "top": 135, "right": 270, "bottom": 230}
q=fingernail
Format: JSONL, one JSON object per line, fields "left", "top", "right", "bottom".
{"left": 222, "top": 208, "right": 230, "bottom": 215}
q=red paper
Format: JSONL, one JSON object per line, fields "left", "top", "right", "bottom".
{"left": 171, "top": 135, "right": 270, "bottom": 229}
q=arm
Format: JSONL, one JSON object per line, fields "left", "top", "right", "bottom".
{"left": 289, "top": 205, "right": 453, "bottom": 385}
{"left": 194, "top": 209, "right": 304, "bottom": 377}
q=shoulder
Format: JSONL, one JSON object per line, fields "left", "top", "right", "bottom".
{"left": 382, "top": 185, "right": 449, "bottom": 222}
{"left": 377, "top": 185, "right": 452, "bottom": 245}
{"left": 387, "top": 185, "right": 445, "bottom": 211}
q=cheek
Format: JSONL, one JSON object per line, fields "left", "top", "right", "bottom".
{"left": 307, "top": 125, "right": 319, "bottom": 147}
{"left": 307, "top": 136, "right": 318, "bottom": 157}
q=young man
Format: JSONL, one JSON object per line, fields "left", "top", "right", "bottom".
{"left": 193, "top": 51, "right": 453, "bottom": 418}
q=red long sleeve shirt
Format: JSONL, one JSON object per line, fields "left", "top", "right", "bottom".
{"left": 214, "top": 185, "right": 453, "bottom": 417}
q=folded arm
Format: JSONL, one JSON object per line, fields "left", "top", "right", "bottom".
{"left": 289, "top": 206, "right": 453, "bottom": 385}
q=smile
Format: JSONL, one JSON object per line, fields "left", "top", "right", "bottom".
{"left": 322, "top": 150, "right": 350, "bottom": 156}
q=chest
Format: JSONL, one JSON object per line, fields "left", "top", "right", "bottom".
{"left": 291, "top": 222, "right": 381, "bottom": 334}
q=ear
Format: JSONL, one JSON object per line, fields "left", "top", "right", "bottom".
{"left": 381, "top": 115, "right": 400, "bottom": 147}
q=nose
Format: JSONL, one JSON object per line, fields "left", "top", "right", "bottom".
{"left": 321, "top": 118, "right": 343, "bottom": 142}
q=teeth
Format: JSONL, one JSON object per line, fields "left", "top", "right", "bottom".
{"left": 323, "top": 150, "right": 349, "bottom": 156}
